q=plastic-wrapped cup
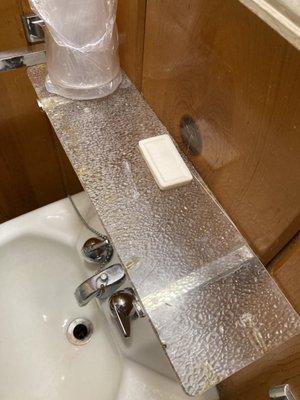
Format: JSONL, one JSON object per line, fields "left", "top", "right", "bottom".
{"left": 30, "top": 0, "right": 122, "bottom": 100}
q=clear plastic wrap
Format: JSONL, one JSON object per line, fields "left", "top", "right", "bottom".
{"left": 29, "top": 0, "right": 121, "bottom": 100}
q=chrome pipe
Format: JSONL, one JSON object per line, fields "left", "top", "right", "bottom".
{"left": 269, "top": 384, "right": 296, "bottom": 400}
{"left": 0, "top": 45, "right": 45, "bottom": 72}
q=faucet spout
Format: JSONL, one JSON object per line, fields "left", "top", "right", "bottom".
{"left": 75, "top": 264, "right": 125, "bottom": 307}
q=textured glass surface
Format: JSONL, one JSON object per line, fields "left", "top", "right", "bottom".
{"left": 28, "top": 65, "right": 300, "bottom": 396}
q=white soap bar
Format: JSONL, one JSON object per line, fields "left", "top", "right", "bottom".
{"left": 139, "top": 134, "right": 193, "bottom": 190}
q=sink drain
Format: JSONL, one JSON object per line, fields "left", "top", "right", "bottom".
{"left": 66, "top": 318, "right": 93, "bottom": 346}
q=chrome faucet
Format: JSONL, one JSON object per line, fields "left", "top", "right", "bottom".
{"left": 74, "top": 264, "right": 125, "bottom": 307}
{"left": 74, "top": 264, "right": 144, "bottom": 338}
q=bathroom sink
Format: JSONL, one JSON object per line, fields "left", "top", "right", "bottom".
{"left": 0, "top": 193, "right": 218, "bottom": 400}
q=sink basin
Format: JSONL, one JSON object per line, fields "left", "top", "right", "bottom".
{"left": 0, "top": 193, "right": 218, "bottom": 400}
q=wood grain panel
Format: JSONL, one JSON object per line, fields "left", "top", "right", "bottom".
{"left": 19, "top": 0, "right": 32, "bottom": 15}
{"left": 271, "top": 233, "right": 300, "bottom": 313}
{"left": 142, "top": 0, "right": 300, "bottom": 263}
{"left": 117, "top": 0, "right": 146, "bottom": 90}
{"left": 0, "top": 0, "right": 26, "bottom": 49}
{"left": 0, "top": 68, "right": 82, "bottom": 223}
{"left": 219, "top": 233, "right": 300, "bottom": 400}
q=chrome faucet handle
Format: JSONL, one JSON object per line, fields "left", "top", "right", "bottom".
{"left": 75, "top": 264, "right": 125, "bottom": 307}
{"left": 81, "top": 236, "right": 113, "bottom": 264}
{"left": 109, "top": 288, "right": 144, "bottom": 338}
{"left": 269, "top": 385, "right": 296, "bottom": 400}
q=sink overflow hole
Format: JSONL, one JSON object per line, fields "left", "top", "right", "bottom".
{"left": 66, "top": 318, "right": 93, "bottom": 346}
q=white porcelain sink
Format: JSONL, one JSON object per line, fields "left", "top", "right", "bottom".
{"left": 0, "top": 193, "right": 218, "bottom": 400}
